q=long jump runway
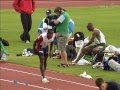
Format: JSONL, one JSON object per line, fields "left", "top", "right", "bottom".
{"left": 0, "top": 63, "right": 98, "bottom": 90}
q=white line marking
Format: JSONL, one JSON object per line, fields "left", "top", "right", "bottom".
{"left": 0, "top": 78, "right": 53, "bottom": 90}
{"left": 7, "top": 63, "right": 39, "bottom": 70}
{"left": 0, "top": 67, "right": 98, "bottom": 89}
{"left": 7, "top": 63, "right": 58, "bottom": 73}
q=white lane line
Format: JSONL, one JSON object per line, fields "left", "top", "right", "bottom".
{"left": 6, "top": 63, "right": 59, "bottom": 73}
{"left": 0, "top": 67, "right": 98, "bottom": 89}
{"left": 0, "top": 78, "right": 53, "bottom": 90}
{"left": 6, "top": 63, "right": 55, "bottom": 72}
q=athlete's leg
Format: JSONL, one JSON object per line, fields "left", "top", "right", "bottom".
{"left": 38, "top": 55, "right": 45, "bottom": 78}
{"left": 75, "top": 46, "right": 92, "bottom": 63}
{"left": 43, "top": 47, "right": 48, "bottom": 71}
{"left": 38, "top": 49, "right": 45, "bottom": 78}
{"left": 38, "top": 47, "right": 49, "bottom": 83}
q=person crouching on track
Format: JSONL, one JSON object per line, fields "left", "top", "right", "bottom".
{"left": 33, "top": 29, "right": 55, "bottom": 83}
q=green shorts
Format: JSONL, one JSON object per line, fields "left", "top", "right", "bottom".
{"left": 57, "top": 33, "right": 68, "bottom": 51}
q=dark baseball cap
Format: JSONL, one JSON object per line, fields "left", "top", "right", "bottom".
{"left": 46, "top": 9, "right": 52, "bottom": 14}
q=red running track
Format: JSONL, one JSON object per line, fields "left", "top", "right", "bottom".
{"left": 0, "top": 0, "right": 120, "bottom": 9}
{"left": 0, "top": 63, "right": 98, "bottom": 90}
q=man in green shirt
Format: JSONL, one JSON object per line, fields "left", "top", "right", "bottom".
{"left": 54, "top": 7, "right": 70, "bottom": 67}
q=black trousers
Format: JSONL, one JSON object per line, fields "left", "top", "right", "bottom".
{"left": 20, "top": 12, "right": 32, "bottom": 41}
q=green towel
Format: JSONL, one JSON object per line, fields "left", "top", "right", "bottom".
{"left": 0, "top": 41, "right": 8, "bottom": 55}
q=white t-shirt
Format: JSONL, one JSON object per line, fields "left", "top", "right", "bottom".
{"left": 39, "top": 32, "right": 55, "bottom": 48}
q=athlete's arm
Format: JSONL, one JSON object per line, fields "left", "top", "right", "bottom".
{"left": 49, "top": 42, "right": 53, "bottom": 58}
{"left": 33, "top": 36, "right": 43, "bottom": 54}
{"left": 84, "top": 31, "right": 97, "bottom": 47}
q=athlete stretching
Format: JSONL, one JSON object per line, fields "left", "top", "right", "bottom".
{"left": 73, "top": 22, "right": 106, "bottom": 63}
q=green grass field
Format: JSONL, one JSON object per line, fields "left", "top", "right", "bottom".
{"left": 1, "top": 6, "right": 120, "bottom": 83}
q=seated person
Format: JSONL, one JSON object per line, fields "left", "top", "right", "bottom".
{"left": 103, "top": 51, "right": 120, "bottom": 72}
{"left": 72, "top": 32, "right": 85, "bottom": 62}
{"left": 66, "top": 41, "right": 77, "bottom": 62}
{"left": 73, "top": 32, "right": 85, "bottom": 48}
{"left": 96, "top": 78, "right": 120, "bottom": 90}
{"left": 73, "top": 22, "right": 106, "bottom": 64}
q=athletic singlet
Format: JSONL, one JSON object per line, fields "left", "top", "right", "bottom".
{"left": 94, "top": 28, "right": 106, "bottom": 44}
{"left": 39, "top": 32, "right": 55, "bottom": 48}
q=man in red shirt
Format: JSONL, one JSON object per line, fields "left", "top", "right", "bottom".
{"left": 33, "top": 29, "right": 55, "bottom": 83}
{"left": 13, "top": 0, "right": 35, "bottom": 43}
